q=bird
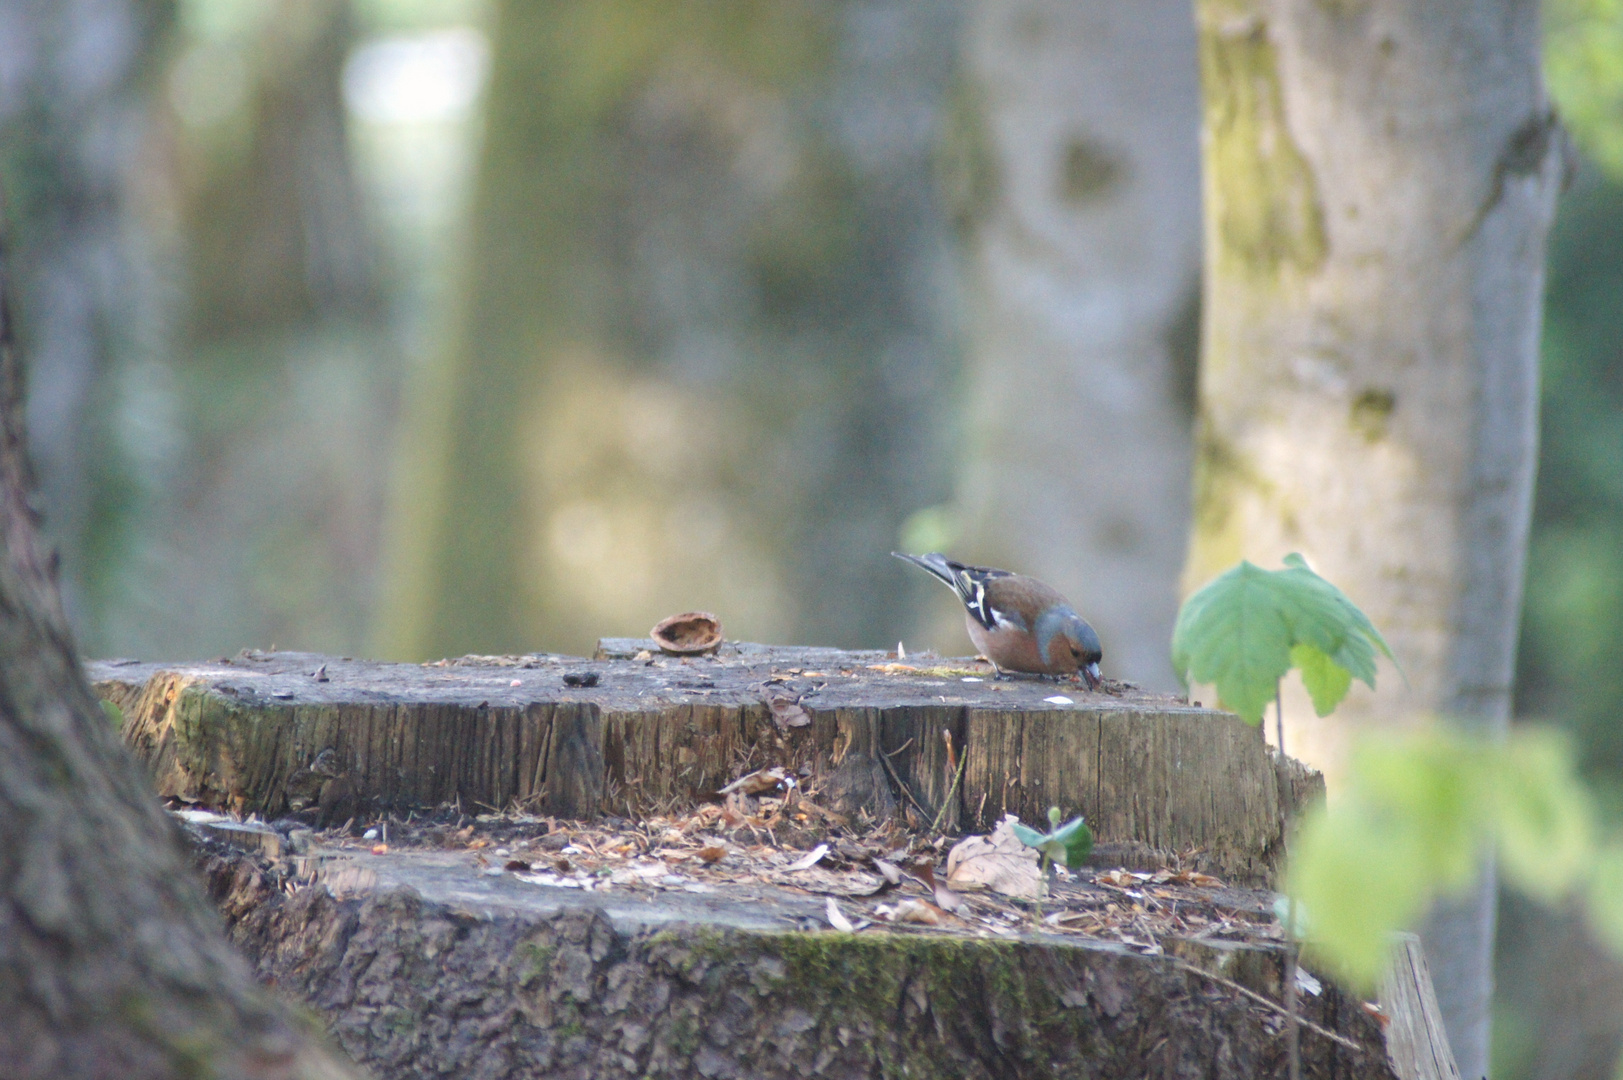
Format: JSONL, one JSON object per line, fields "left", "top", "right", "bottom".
{"left": 892, "top": 552, "right": 1103, "bottom": 688}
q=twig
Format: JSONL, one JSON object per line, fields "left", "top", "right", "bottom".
{"left": 1285, "top": 921, "right": 1302, "bottom": 1080}
{"left": 929, "top": 730, "right": 968, "bottom": 834}
{"left": 1169, "top": 959, "right": 1365, "bottom": 1055}
{"left": 878, "top": 747, "right": 937, "bottom": 824}
{"left": 1275, "top": 676, "right": 1301, "bottom": 1080}
{"left": 1275, "top": 682, "right": 1286, "bottom": 758}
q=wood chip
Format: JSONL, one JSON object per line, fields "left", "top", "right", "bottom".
{"left": 767, "top": 694, "right": 811, "bottom": 729}
{"left": 718, "top": 767, "right": 788, "bottom": 796}
{"left": 877, "top": 899, "right": 943, "bottom": 925}
{"left": 786, "top": 844, "right": 829, "bottom": 871}
{"left": 825, "top": 897, "right": 855, "bottom": 933}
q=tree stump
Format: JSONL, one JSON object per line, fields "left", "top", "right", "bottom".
{"left": 184, "top": 812, "right": 1397, "bottom": 1080}
{"left": 93, "top": 642, "right": 1319, "bottom": 885}
{"left": 89, "top": 645, "right": 1449, "bottom": 1079}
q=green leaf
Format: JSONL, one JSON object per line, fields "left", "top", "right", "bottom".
{"left": 1291, "top": 643, "right": 1352, "bottom": 716}
{"left": 1349, "top": 733, "right": 1485, "bottom": 892}
{"left": 1057, "top": 818, "right": 1094, "bottom": 868}
{"left": 1286, "top": 726, "right": 1602, "bottom": 989}
{"left": 1488, "top": 730, "right": 1594, "bottom": 901}
{"left": 1546, "top": 0, "right": 1623, "bottom": 178}
{"left": 1172, "top": 555, "right": 1392, "bottom": 725}
{"left": 1010, "top": 816, "right": 1094, "bottom": 868}
{"left": 1585, "top": 846, "right": 1623, "bottom": 955}
{"left": 1009, "top": 822, "right": 1046, "bottom": 849}
{"left": 1288, "top": 797, "right": 1434, "bottom": 989}
{"left": 1171, "top": 561, "right": 1291, "bottom": 723}
{"left": 101, "top": 699, "right": 124, "bottom": 730}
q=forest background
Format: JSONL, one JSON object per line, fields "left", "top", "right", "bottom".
{"left": 0, "top": 0, "right": 1620, "bottom": 1076}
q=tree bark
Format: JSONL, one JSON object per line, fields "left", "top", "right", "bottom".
{"left": 0, "top": 221, "right": 359, "bottom": 1076}
{"left": 186, "top": 829, "right": 1399, "bottom": 1080}
{"left": 1184, "top": 1, "right": 1565, "bottom": 1074}
{"left": 375, "top": 0, "right": 964, "bottom": 661}
{"left": 944, "top": 0, "right": 1202, "bottom": 690}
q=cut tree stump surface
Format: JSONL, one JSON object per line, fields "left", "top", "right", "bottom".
{"left": 92, "top": 642, "right": 1320, "bottom": 885}
{"left": 185, "top": 810, "right": 1399, "bottom": 1080}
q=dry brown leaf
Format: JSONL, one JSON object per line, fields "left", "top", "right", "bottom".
{"left": 696, "top": 845, "right": 727, "bottom": 864}
{"left": 945, "top": 816, "right": 1040, "bottom": 899}
{"left": 504, "top": 859, "right": 532, "bottom": 871}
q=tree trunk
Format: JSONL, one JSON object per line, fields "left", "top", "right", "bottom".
{"left": 1184, "top": 1, "right": 1565, "bottom": 1074}
{"left": 0, "top": 223, "right": 359, "bottom": 1076}
{"left": 375, "top": 0, "right": 964, "bottom": 661}
{"left": 95, "top": 0, "right": 395, "bottom": 662}
{"left": 943, "top": 0, "right": 1202, "bottom": 690}
{"left": 0, "top": 0, "right": 170, "bottom": 646}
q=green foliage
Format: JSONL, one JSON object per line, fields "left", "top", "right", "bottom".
{"left": 1546, "top": 0, "right": 1623, "bottom": 177}
{"left": 101, "top": 699, "right": 124, "bottom": 730}
{"left": 1171, "top": 554, "right": 1393, "bottom": 725}
{"left": 1290, "top": 642, "right": 1351, "bottom": 718}
{"left": 1286, "top": 727, "right": 1613, "bottom": 990}
{"left": 1584, "top": 847, "right": 1623, "bottom": 954}
{"left": 1010, "top": 807, "right": 1094, "bottom": 870}
{"left": 1518, "top": 174, "right": 1623, "bottom": 808}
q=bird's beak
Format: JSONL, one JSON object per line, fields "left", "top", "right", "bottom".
{"left": 1082, "top": 662, "right": 1102, "bottom": 690}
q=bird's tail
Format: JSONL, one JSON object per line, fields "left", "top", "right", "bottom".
{"left": 891, "top": 552, "right": 965, "bottom": 598}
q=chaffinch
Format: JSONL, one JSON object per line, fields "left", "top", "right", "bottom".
{"left": 893, "top": 551, "right": 1103, "bottom": 688}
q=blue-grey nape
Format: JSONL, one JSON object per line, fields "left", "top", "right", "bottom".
{"left": 1034, "top": 605, "right": 1082, "bottom": 666}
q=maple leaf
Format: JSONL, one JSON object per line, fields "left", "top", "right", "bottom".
{"left": 1171, "top": 554, "right": 1393, "bottom": 725}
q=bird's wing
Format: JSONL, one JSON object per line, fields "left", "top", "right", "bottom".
{"left": 945, "top": 561, "right": 1018, "bottom": 631}
{"left": 892, "top": 553, "right": 1019, "bottom": 631}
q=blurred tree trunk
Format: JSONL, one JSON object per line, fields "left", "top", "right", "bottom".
{"left": 1184, "top": 1, "right": 1565, "bottom": 1074}
{"left": 100, "top": 0, "right": 393, "bottom": 661}
{"left": 941, "top": 0, "right": 1200, "bottom": 689}
{"left": 379, "top": 0, "right": 963, "bottom": 659}
{"left": 0, "top": 0, "right": 172, "bottom": 646}
{"left": 0, "top": 217, "right": 358, "bottom": 1080}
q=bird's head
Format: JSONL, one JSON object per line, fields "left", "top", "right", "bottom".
{"left": 1036, "top": 608, "right": 1103, "bottom": 688}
